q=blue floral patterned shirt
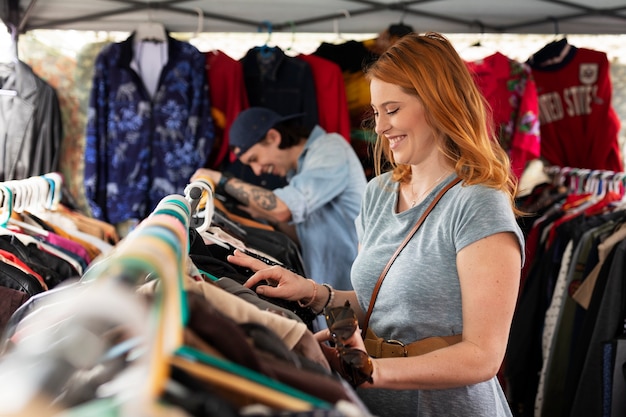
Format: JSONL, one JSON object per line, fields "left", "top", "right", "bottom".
{"left": 84, "top": 34, "right": 214, "bottom": 224}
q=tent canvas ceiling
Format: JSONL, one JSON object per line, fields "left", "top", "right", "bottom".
{"left": 2, "top": 0, "right": 626, "bottom": 36}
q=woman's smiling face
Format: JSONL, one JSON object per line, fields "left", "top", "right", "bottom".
{"left": 370, "top": 78, "right": 438, "bottom": 166}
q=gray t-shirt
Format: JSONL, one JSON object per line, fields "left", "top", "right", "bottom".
{"left": 351, "top": 172, "right": 524, "bottom": 417}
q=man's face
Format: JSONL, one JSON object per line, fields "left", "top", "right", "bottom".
{"left": 238, "top": 129, "right": 287, "bottom": 177}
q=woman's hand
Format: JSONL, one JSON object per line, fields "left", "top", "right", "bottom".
{"left": 228, "top": 249, "right": 314, "bottom": 302}
{"left": 314, "top": 326, "right": 367, "bottom": 352}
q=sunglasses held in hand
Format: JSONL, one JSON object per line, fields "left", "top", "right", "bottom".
{"left": 324, "top": 300, "right": 374, "bottom": 387}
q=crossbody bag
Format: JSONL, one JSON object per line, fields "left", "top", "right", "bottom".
{"left": 362, "top": 176, "right": 463, "bottom": 358}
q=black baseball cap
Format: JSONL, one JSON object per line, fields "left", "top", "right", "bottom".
{"left": 229, "top": 107, "right": 304, "bottom": 157}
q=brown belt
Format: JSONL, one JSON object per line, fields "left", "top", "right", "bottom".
{"left": 364, "top": 328, "right": 462, "bottom": 358}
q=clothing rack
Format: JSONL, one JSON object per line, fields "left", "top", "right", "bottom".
{"left": 509, "top": 164, "right": 626, "bottom": 417}
{"left": 544, "top": 165, "right": 626, "bottom": 197}
{"left": 0, "top": 189, "right": 343, "bottom": 416}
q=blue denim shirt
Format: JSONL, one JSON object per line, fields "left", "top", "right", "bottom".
{"left": 274, "top": 126, "right": 366, "bottom": 290}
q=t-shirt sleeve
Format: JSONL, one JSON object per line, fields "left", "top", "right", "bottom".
{"left": 451, "top": 186, "right": 526, "bottom": 265}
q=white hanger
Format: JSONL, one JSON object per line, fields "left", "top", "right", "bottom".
{"left": 43, "top": 172, "right": 63, "bottom": 210}
{"left": 184, "top": 179, "right": 214, "bottom": 233}
{"left": 2, "top": 179, "right": 50, "bottom": 237}
{"left": 135, "top": 21, "right": 166, "bottom": 43}
{"left": 332, "top": 9, "right": 351, "bottom": 43}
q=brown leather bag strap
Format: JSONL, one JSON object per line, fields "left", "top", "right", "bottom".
{"left": 361, "top": 177, "right": 462, "bottom": 336}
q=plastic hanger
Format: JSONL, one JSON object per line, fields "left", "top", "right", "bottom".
{"left": 0, "top": 276, "right": 151, "bottom": 416}
{"left": 79, "top": 194, "right": 191, "bottom": 405}
{"left": 184, "top": 178, "right": 214, "bottom": 233}
{"left": 459, "top": 20, "right": 497, "bottom": 62}
{"left": 135, "top": 21, "right": 167, "bottom": 43}
{"left": 284, "top": 21, "right": 299, "bottom": 57}
{"left": 2, "top": 179, "right": 50, "bottom": 237}
{"left": 330, "top": 9, "right": 351, "bottom": 44}
{"left": 0, "top": 180, "right": 85, "bottom": 277}
{"left": 607, "top": 172, "right": 626, "bottom": 210}
{"left": 184, "top": 178, "right": 231, "bottom": 249}
{"left": 135, "top": 3, "right": 166, "bottom": 43}
{"left": 0, "top": 183, "right": 13, "bottom": 227}
{"left": 256, "top": 20, "right": 276, "bottom": 59}
{"left": 172, "top": 347, "right": 326, "bottom": 411}
{"left": 584, "top": 170, "right": 622, "bottom": 216}
{"left": 43, "top": 172, "right": 63, "bottom": 210}
{"left": 141, "top": 196, "right": 322, "bottom": 412}
{"left": 185, "top": 176, "right": 250, "bottom": 248}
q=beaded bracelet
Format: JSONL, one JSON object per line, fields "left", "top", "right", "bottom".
{"left": 297, "top": 279, "right": 317, "bottom": 308}
{"left": 320, "top": 283, "right": 334, "bottom": 313}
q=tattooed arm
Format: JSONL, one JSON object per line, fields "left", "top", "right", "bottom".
{"left": 191, "top": 168, "right": 299, "bottom": 243}
{"left": 223, "top": 177, "right": 298, "bottom": 243}
{"left": 222, "top": 176, "right": 293, "bottom": 224}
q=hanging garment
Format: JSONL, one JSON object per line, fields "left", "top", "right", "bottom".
{"left": 235, "top": 45, "right": 320, "bottom": 189}
{"left": 84, "top": 34, "right": 215, "bottom": 225}
{"left": 203, "top": 50, "right": 249, "bottom": 169}
{"left": 566, "top": 237, "right": 626, "bottom": 417}
{"left": 0, "top": 286, "right": 29, "bottom": 336}
{"left": 296, "top": 54, "right": 351, "bottom": 142}
{"left": 313, "top": 40, "right": 380, "bottom": 179}
{"left": 0, "top": 194, "right": 366, "bottom": 416}
{"left": 0, "top": 61, "right": 62, "bottom": 181}
{"left": 240, "top": 45, "right": 318, "bottom": 130}
{"left": 527, "top": 39, "right": 623, "bottom": 172}
{"left": 508, "top": 173, "right": 626, "bottom": 417}
{"left": 466, "top": 52, "right": 541, "bottom": 178}
{"left": 186, "top": 227, "right": 316, "bottom": 328}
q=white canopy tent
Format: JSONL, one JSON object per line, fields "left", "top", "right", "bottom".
{"left": 2, "top": 0, "right": 626, "bottom": 37}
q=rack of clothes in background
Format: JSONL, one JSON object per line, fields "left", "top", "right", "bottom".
{"left": 211, "top": 20, "right": 353, "bottom": 189}
{"left": 0, "top": 173, "right": 119, "bottom": 334}
{"left": 83, "top": 19, "right": 354, "bottom": 232}
{"left": 0, "top": 178, "right": 370, "bottom": 416}
{"left": 463, "top": 33, "right": 624, "bottom": 184}
{"left": 506, "top": 165, "right": 626, "bottom": 417}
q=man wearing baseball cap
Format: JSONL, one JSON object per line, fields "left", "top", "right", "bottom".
{"left": 191, "top": 106, "right": 366, "bottom": 293}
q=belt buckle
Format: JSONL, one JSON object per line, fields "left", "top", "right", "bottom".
{"left": 386, "top": 339, "right": 408, "bottom": 357}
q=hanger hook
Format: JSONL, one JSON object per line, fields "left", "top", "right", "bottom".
{"left": 287, "top": 20, "right": 296, "bottom": 48}
{"left": 549, "top": 16, "right": 560, "bottom": 36}
{"left": 258, "top": 20, "right": 272, "bottom": 44}
{"left": 333, "top": 9, "right": 351, "bottom": 40}
{"left": 398, "top": 3, "right": 407, "bottom": 23}
{"left": 193, "top": 7, "right": 203, "bottom": 36}
{"left": 471, "top": 19, "right": 485, "bottom": 35}
{"left": 146, "top": 1, "right": 154, "bottom": 22}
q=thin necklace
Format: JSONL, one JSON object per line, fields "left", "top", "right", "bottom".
{"left": 406, "top": 171, "right": 450, "bottom": 207}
